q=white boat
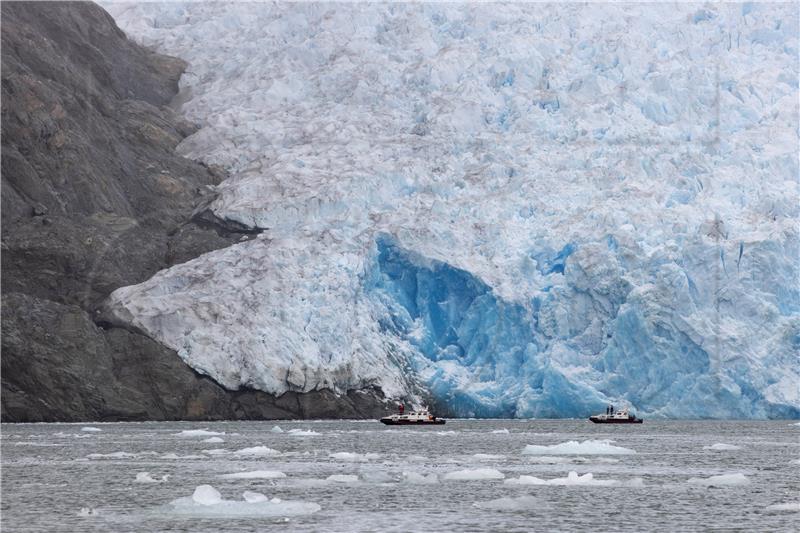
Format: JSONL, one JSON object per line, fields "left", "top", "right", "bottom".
{"left": 380, "top": 406, "right": 445, "bottom": 425}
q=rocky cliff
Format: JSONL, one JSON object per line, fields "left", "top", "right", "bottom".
{"left": 1, "top": 1, "right": 390, "bottom": 421}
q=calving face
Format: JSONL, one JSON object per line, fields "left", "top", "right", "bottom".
{"left": 103, "top": 2, "right": 799, "bottom": 418}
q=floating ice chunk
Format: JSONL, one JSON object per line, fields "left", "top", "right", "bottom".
{"left": 492, "top": 429, "right": 510, "bottom": 434}
{"left": 203, "top": 437, "right": 225, "bottom": 444}
{"left": 232, "top": 446, "right": 280, "bottom": 457}
{"left": 193, "top": 485, "right": 222, "bottom": 506}
{"left": 201, "top": 449, "right": 229, "bottom": 456}
{"left": 177, "top": 429, "right": 225, "bottom": 438}
{"left": 505, "top": 471, "right": 626, "bottom": 487}
{"left": 270, "top": 426, "right": 284, "bottom": 433}
{"left": 326, "top": 474, "right": 359, "bottom": 483}
{"left": 766, "top": 502, "right": 800, "bottom": 512}
{"left": 86, "top": 451, "right": 156, "bottom": 459}
{"left": 287, "top": 429, "right": 320, "bottom": 436}
{"left": 473, "top": 454, "right": 506, "bottom": 461}
{"left": 167, "top": 485, "right": 321, "bottom": 518}
{"left": 443, "top": 468, "right": 505, "bottom": 481}
{"left": 135, "top": 472, "right": 169, "bottom": 483}
{"left": 522, "top": 440, "right": 635, "bottom": 455}
{"left": 402, "top": 472, "right": 439, "bottom": 484}
{"left": 219, "top": 470, "right": 287, "bottom": 480}
{"left": 703, "top": 443, "right": 741, "bottom": 451}
{"left": 329, "top": 452, "right": 380, "bottom": 462}
{"left": 77, "top": 507, "right": 99, "bottom": 517}
{"left": 687, "top": 473, "right": 750, "bottom": 487}
{"left": 474, "top": 495, "right": 538, "bottom": 512}
{"left": 242, "top": 491, "right": 268, "bottom": 503}
{"left": 161, "top": 453, "right": 204, "bottom": 460}
{"left": 81, "top": 427, "right": 102, "bottom": 432}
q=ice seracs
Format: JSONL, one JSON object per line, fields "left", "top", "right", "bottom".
{"left": 104, "top": 2, "right": 800, "bottom": 419}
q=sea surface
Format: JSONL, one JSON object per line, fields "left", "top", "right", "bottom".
{"left": 1, "top": 419, "right": 798, "bottom": 532}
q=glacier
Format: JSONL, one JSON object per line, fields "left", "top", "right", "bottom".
{"left": 103, "top": 2, "right": 799, "bottom": 418}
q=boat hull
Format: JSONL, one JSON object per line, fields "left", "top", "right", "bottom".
{"left": 380, "top": 419, "right": 446, "bottom": 425}
{"left": 589, "top": 416, "right": 643, "bottom": 424}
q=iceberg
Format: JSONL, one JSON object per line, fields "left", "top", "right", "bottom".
{"left": 103, "top": 2, "right": 799, "bottom": 419}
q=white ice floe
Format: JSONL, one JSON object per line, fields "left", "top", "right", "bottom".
{"left": 329, "top": 452, "right": 380, "bottom": 462}
{"left": 474, "top": 495, "right": 538, "bottom": 512}
{"left": 506, "top": 472, "right": 606, "bottom": 487}
{"left": 287, "top": 429, "right": 321, "bottom": 436}
{"left": 443, "top": 468, "right": 505, "bottom": 481}
{"left": 80, "top": 427, "right": 102, "bottom": 433}
{"left": 177, "top": 429, "right": 225, "bottom": 438}
{"left": 232, "top": 446, "right": 280, "bottom": 457}
{"left": 492, "top": 429, "right": 510, "bottom": 434}
{"left": 219, "top": 470, "right": 287, "bottom": 480}
{"left": 77, "top": 507, "right": 99, "bottom": 517}
{"left": 402, "top": 472, "right": 439, "bottom": 484}
{"left": 87, "top": 451, "right": 157, "bottom": 459}
{"left": 167, "top": 485, "right": 320, "bottom": 518}
{"left": 326, "top": 474, "right": 359, "bottom": 483}
{"left": 270, "top": 426, "right": 284, "bottom": 433}
{"left": 161, "top": 453, "right": 204, "bottom": 460}
{"left": 201, "top": 449, "right": 229, "bottom": 456}
{"left": 766, "top": 502, "right": 800, "bottom": 512}
{"left": 135, "top": 472, "right": 169, "bottom": 483}
{"left": 703, "top": 443, "right": 741, "bottom": 451}
{"left": 687, "top": 473, "right": 750, "bottom": 487}
{"left": 202, "top": 437, "right": 225, "bottom": 444}
{"left": 522, "top": 440, "right": 635, "bottom": 455}
{"left": 472, "top": 454, "right": 506, "bottom": 461}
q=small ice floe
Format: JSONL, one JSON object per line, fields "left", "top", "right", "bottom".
{"left": 176, "top": 429, "right": 225, "bottom": 438}
{"left": 81, "top": 427, "right": 102, "bottom": 433}
{"left": 232, "top": 446, "right": 280, "bottom": 457}
{"left": 766, "top": 502, "right": 800, "bottom": 512}
{"left": 505, "top": 471, "right": 619, "bottom": 487}
{"left": 328, "top": 452, "right": 380, "bottom": 462}
{"left": 474, "top": 495, "right": 538, "bottom": 512}
{"left": 443, "top": 468, "right": 505, "bottom": 481}
{"left": 270, "top": 425, "right": 284, "bottom": 433}
{"left": 77, "top": 507, "right": 99, "bottom": 517}
{"left": 703, "top": 443, "right": 741, "bottom": 451}
{"left": 790, "top": 458, "right": 800, "bottom": 465}
{"left": 492, "top": 429, "right": 510, "bottom": 434}
{"left": 434, "top": 431, "right": 458, "bottom": 436}
{"left": 522, "top": 439, "right": 635, "bottom": 455}
{"left": 326, "top": 474, "right": 359, "bottom": 483}
{"left": 472, "top": 454, "right": 505, "bottom": 461}
{"left": 87, "top": 451, "right": 156, "bottom": 459}
{"left": 687, "top": 473, "right": 750, "bottom": 487}
{"left": 219, "top": 470, "right": 287, "bottom": 480}
{"left": 161, "top": 453, "right": 204, "bottom": 460}
{"left": 167, "top": 485, "right": 320, "bottom": 518}
{"left": 402, "top": 472, "right": 439, "bottom": 484}
{"left": 201, "top": 449, "right": 229, "bottom": 456}
{"left": 287, "top": 429, "right": 320, "bottom": 436}
{"left": 135, "top": 472, "right": 169, "bottom": 483}
{"left": 202, "top": 437, "right": 225, "bottom": 444}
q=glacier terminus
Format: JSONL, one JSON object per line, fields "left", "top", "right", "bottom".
{"left": 102, "top": 2, "right": 799, "bottom": 419}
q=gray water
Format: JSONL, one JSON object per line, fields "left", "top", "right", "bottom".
{"left": 1, "top": 420, "right": 798, "bottom": 532}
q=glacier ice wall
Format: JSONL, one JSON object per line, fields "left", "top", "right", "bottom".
{"left": 104, "top": 2, "right": 799, "bottom": 418}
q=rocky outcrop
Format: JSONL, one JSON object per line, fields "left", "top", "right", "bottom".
{"left": 1, "top": 1, "right": 391, "bottom": 421}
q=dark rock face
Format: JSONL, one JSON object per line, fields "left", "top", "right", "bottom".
{"left": 1, "top": 1, "right": 391, "bottom": 422}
